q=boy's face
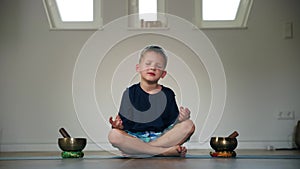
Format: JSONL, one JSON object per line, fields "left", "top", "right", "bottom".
{"left": 136, "top": 51, "right": 167, "bottom": 83}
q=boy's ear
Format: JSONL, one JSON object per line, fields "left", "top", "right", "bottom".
{"left": 136, "top": 64, "right": 140, "bottom": 72}
{"left": 161, "top": 70, "right": 167, "bottom": 79}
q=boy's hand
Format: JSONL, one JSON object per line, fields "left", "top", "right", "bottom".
{"left": 178, "top": 106, "right": 191, "bottom": 122}
{"left": 109, "top": 115, "right": 124, "bottom": 129}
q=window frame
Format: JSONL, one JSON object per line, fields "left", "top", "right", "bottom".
{"left": 194, "top": 0, "right": 253, "bottom": 29}
{"left": 43, "top": 0, "right": 103, "bottom": 30}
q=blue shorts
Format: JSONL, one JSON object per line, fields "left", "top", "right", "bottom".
{"left": 125, "top": 125, "right": 174, "bottom": 143}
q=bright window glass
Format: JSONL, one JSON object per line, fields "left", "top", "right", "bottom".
{"left": 139, "top": 0, "right": 157, "bottom": 21}
{"left": 202, "top": 0, "right": 240, "bottom": 20}
{"left": 43, "top": 0, "right": 102, "bottom": 30}
{"left": 194, "top": 0, "right": 253, "bottom": 28}
{"left": 56, "top": 0, "right": 93, "bottom": 21}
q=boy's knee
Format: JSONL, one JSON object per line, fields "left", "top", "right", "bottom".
{"left": 181, "top": 120, "right": 195, "bottom": 134}
{"left": 108, "top": 129, "right": 124, "bottom": 146}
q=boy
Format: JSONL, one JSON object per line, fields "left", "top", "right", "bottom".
{"left": 108, "top": 45, "right": 195, "bottom": 157}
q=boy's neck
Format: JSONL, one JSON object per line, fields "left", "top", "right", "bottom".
{"left": 140, "top": 81, "right": 161, "bottom": 94}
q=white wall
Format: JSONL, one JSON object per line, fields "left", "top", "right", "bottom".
{"left": 0, "top": 0, "right": 299, "bottom": 152}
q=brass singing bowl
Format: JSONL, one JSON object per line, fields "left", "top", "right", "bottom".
{"left": 58, "top": 138, "right": 87, "bottom": 152}
{"left": 210, "top": 137, "right": 238, "bottom": 152}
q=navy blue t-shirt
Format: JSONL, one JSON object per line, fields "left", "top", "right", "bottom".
{"left": 118, "top": 83, "right": 179, "bottom": 132}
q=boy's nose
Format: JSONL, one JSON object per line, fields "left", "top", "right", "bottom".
{"left": 148, "top": 65, "right": 156, "bottom": 70}
{"left": 149, "top": 66, "right": 156, "bottom": 70}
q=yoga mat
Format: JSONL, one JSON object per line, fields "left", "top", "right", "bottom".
{"left": 1, "top": 154, "right": 300, "bottom": 160}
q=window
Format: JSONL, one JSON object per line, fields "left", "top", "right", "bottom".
{"left": 202, "top": 0, "right": 240, "bottom": 20}
{"left": 194, "top": 0, "right": 253, "bottom": 28}
{"left": 139, "top": 0, "right": 157, "bottom": 21}
{"left": 128, "top": 0, "right": 167, "bottom": 29}
{"left": 43, "top": 0, "right": 103, "bottom": 30}
{"left": 56, "top": 0, "right": 93, "bottom": 22}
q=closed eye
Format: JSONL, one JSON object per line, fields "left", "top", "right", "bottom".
{"left": 156, "top": 64, "right": 163, "bottom": 69}
{"left": 145, "top": 62, "right": 151, "bottom": 66}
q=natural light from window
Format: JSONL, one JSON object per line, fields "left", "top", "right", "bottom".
{"left": 203, "top": 0, "right": 240, "bottom": 20}
{"left": 44, "top": 0, "right": 251, "bottom": 29}
{"left": 56, "top": 0, "right": 93, "bottom": 22}
{"left": 139, "top": 0, "right": 157, "bottom": 21}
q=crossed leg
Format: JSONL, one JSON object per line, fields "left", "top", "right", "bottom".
{"left": 108, "top": 120, "right": 195, "bottom": 157}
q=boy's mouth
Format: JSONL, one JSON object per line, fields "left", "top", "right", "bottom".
{"left": 147, "top": 72, "right": 156, "bottom": 76}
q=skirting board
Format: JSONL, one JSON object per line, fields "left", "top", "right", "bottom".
{"left": 0, "top": 141, "right": 296, "bottom": 152}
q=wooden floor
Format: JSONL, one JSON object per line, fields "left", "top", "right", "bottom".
{"left": 1, "top": 150, "right": 300, "bottom": 169}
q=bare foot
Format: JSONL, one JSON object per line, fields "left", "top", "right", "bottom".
{"left": 120, "top": 146, "right": 187, "bottom": 158}
{"left": 159, "top": 145, "right": 187, "bottom": 157}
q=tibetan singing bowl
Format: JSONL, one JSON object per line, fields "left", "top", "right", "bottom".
{"left": 58, "top": 138, "right": 87, "bottom": 152}
{"left": 210, "top": 137, "right": 238, "bottom": 152}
